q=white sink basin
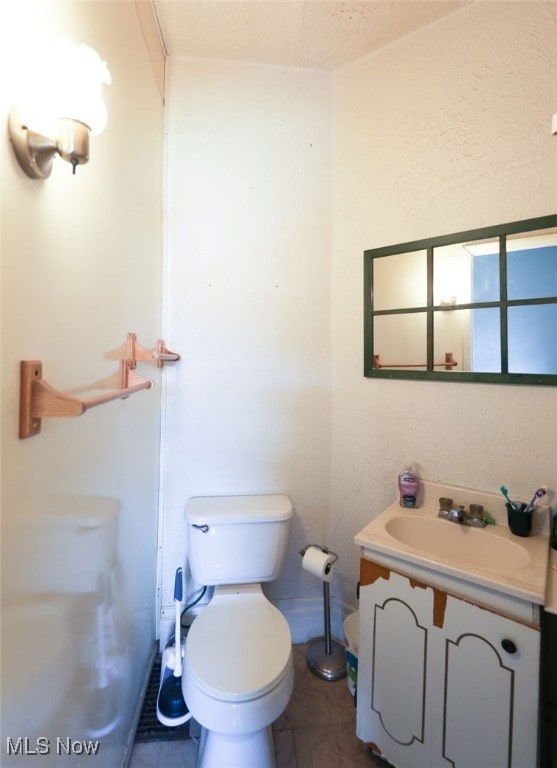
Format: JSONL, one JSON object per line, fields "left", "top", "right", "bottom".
{"left": 354, "top": 481, "right": 550, "bottom": 610}
{"left": 385, "top": 515, "right": 531, "bottom": 571}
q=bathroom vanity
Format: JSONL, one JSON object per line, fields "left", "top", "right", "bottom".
{"left": 354, "top": 482, "right": 550, "bottom": 768}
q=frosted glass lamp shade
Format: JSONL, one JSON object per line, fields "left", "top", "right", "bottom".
{"left": 9, "top": 37, "right": 111, "bottom": 178}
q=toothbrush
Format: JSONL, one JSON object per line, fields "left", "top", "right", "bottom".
{"left": 524, "top": 485, "right": 547, "bottom": 513}
{"left": 500, "top": 485, "right": 519, "bottom": 511}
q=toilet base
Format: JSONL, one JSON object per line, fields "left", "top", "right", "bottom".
{"left": 197, "top": 724, "right": 276, "bottom": 768}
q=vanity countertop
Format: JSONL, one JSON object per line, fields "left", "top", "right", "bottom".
{"left": 355, "top": 481, "right": 550, "bottom": 608}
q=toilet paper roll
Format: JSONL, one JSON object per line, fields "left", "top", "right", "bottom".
{"left": 302, "top": 546, "right": 336, "bottom": 583}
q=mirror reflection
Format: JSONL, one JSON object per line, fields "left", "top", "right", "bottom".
{"left": 365, "top": 215, "right": 557, "bottom": 384}
{"left": 373, "top": 249, "right": 427, "bottom": 311}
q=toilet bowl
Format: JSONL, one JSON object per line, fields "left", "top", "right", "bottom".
{"left": 182, "top": 494, "right": 294, "bottom": 768}
{"left": 183, "top": 585, "right": 293, "bottom": 767}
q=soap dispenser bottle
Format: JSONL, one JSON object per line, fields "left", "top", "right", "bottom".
{"left": 398, "top": 467, "right": 420, "bottom": 508}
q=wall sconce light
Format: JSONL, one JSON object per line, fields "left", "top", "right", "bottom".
{"left": 8, "top": 38, "right": 111, "bottom": 179}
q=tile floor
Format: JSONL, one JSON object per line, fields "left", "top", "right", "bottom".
{"left": 129, "top": 643, "right": 388, "bottom": 768}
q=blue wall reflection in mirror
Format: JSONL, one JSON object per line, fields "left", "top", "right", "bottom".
{"left": 472, "top": 245, "right": 557, "bottom": 374}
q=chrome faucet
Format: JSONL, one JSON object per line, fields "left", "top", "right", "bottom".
{"left": 447, "top": 505, "right": 465, "bottom": 523}
{"left": 438, "top": 498, "right": 487, "bottom": 528}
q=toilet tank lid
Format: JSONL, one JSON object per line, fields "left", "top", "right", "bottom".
{"left": 184, "top": 494, "right": 293, "bottom": 525}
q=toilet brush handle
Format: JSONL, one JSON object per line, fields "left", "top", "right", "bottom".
{"left": 174, "top": 568, "right": 183, "bottom": 603}
{"left": 173, "top": 568, "right": 183, "bottom": 678}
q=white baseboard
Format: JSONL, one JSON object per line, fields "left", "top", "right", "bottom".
{"left": 275, "top": 596, "right": 357, "bottom": 644}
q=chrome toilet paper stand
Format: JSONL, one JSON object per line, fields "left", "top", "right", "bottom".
{"left": 300, "top": 544, "right": 346, "bottom": 681}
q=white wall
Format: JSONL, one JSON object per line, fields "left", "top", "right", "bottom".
{"left": 162, "top": 3, "right": 557, "bottom": 642}
{"left": 162, "top": 58, "right": 332, "bottom": 640}
{"left": 330, "top": 1, "right": 557, "bottom": 604}
{"left": 0, "top": 2, "right": 163, "bottom": 765}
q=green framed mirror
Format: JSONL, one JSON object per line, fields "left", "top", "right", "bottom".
{"left": 364, "top": 214, "right": 557, "bottom": 385}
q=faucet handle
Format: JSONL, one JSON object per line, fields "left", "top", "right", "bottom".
{"left": 439, "top": 497, "right": 453, "bottom": 510}
{"left": 438, "top": 497, "right": 454, "bottom": 519}
{"left": 466, "top": 503, "right": 487, "bottom": 528}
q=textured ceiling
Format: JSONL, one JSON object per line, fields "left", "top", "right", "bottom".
{"left": 153, "top": 1, "right": 470, "bottom": 71}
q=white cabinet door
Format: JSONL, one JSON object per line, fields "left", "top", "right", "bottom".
{"left": 357, "top": 558, "right": 540, "bottom": 768}
{"left": 439, "top": 594, "right": 539, "bottom": 768}
{"left": 357, "top": 562, "right": 433, "bottom": 767}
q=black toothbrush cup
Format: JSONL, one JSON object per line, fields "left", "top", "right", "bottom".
{"left": 506, "top": 502, "right": 532, "bottom": 537}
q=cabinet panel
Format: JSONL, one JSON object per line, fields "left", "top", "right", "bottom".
{"left": 372, "top": 598, "right": 426, "bottom": 744}
{"left": 357, "top": 567, "right": 433, "bottom": 767}
{"left": 441, "top": 594, "right": 539, "bottom": 768}
{"left": 358, "top": 558, "right": 540, "bottom": 768}
{"left": 444, "top": 633, "right": 512, "bottom": 768}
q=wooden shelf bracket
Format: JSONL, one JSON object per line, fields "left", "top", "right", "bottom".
{"left": 19, "top": 359, "right": 154, "bottom": 439}
{"left": 126, "top": 332, "right": 181, "bottom": 369}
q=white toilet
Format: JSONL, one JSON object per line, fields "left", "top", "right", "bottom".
{"left": 183, "top": 494, "right": 294, "bottom": 768}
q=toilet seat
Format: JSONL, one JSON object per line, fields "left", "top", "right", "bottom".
{"left": 186, "top": 585, "right": 292, "bottom": 703}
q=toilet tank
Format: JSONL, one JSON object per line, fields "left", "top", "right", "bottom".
{"left": 184, "top": 494, "right": 293, "bottom": 585}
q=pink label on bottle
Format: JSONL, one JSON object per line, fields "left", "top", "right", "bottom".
{"left": 399, "top": 474, "right": 419, "bottom": 508}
